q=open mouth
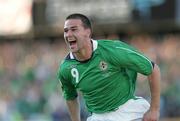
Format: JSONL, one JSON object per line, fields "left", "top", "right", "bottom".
{"left": 69, "top": 40, "right": 76, "bottom": 46}
{"left": 68, "top": 40, "right": 77, "bottom": 49}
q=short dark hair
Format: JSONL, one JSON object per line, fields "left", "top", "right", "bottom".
{"left": 66, "top": 13, "right": 92, "bottom": 33}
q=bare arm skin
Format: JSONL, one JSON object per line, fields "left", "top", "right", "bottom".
{"left": 143, "top": 64, "right": 161, "bottom": 121}
{"left": 66, "top": 98, "right": 81, "bottom": 121}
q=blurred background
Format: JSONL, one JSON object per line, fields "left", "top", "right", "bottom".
{"left": 0, "top": 0, "right": 180, "bottom": 121}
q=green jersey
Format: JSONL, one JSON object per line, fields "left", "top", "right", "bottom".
{"left": 57, "top": 40, "right": 153, "bottom": 113}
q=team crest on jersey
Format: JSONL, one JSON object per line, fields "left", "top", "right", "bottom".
{"left": 99, "top": 61, "right": 108, "bottom": 71}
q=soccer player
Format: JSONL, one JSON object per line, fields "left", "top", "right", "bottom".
{"left": 57, "top": 13, "right": 161, "bottom": 121}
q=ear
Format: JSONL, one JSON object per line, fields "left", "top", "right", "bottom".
{"left": 86, "top": 28, "right": 91, "bottom": 38}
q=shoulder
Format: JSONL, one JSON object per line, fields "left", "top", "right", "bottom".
{"left": 58, "top": 53, "right": 73, "bottom": 74}
{"left": 96, "top": 39, "right": 133, "bottom": 50}
{"left": 96, "top": 39, "right": 115, "bottom": 49}
{"left": 95, "top": 39, "right": 140, "bottom": 58}
{"left": 57, "top": 58, "right": 72, "bottom": 80}
{"left": 97, "top": 39, "right": 116, "bottom": 45}
{"left": 96, "top": 39, "right": 127, "bottom": 46}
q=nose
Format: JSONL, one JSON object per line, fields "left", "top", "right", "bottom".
{"left": 65, "top": 30, "right": 73, "bottom": 37}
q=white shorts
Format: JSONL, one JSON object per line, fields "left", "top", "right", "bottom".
{"left": 87, "top": 97, "right": 150, "bottom": 121}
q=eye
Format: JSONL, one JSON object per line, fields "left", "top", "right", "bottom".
{"left": 64, "top": 29, "right": 68, "bottom": 33}
{"left": 71, "top": 28, "right": 77, "bottom": 32}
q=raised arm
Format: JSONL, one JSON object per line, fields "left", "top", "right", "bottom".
{"left": 66, "top": 98, "right": 81, "bottom": 121}
{"left": 143, "top": 64, "right": 161, "bottom": 121}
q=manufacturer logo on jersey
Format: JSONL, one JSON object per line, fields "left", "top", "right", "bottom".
{"left": 99, "top": 61, "right": 108, "bottom": 71}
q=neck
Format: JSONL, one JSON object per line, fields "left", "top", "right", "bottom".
{"left": 74, "top": 40, "right": 93, "bottom": 61}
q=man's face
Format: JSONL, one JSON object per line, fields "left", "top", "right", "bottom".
{"left": 64, "top": 19, "right": 91, "bottom": 53}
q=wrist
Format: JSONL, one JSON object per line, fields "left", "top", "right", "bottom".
{"left": 150, "top": 106, "right": 160, "bottom": 112}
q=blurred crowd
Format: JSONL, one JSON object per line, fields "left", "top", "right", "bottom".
{"left": 0, "top": 33, "right": 180, "bottom": 121}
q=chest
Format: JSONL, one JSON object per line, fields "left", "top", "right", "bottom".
{"left": 68, "top": 55, "right": 118, "bottom": 92}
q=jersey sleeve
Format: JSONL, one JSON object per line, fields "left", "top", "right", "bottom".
{"left": 110, "top": 41, "right": 153, "bottom": 75}
{"left": 57, "top": 66, "right": 78, "bottom": 100}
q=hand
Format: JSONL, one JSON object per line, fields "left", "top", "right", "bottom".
{"left": 142, "top": 109, "right": 160, "bottom": 121}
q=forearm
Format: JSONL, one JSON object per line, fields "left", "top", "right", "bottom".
{"left": 66, "top": 98, "right": 81, "bottom": 121}
{"left": 148, "top": 64, "right": 161, "bottom": 111}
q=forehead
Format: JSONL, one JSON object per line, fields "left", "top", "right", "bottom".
{"left": 64, "top": 19, "right": 83, "bottom": 28}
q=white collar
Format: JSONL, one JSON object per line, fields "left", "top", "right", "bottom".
{"left": 70, "top": 39, "right": 98, "bottom": 59}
